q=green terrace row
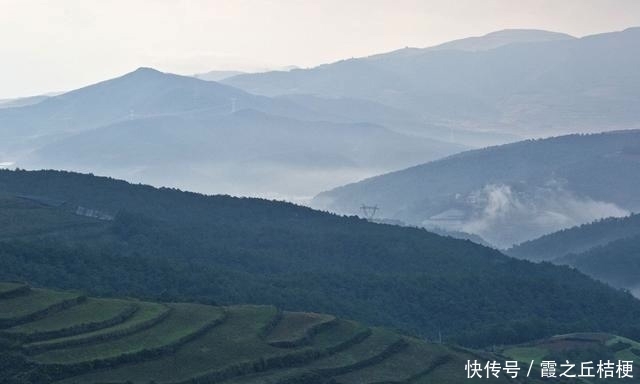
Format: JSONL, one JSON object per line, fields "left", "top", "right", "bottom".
{"left": 1, "top": 283, "right": 518, "bottom": 384}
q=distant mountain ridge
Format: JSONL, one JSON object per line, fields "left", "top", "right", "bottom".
{"left": 22, "top": 108, "right": 461, "bottom": 200}
{"left": 0, "top": 67, "right": 464, "bottom": 201}
{"left": 312, "top": 130, "right": 640, "bottom": 247}
{"left": 224, "top": 27, "right": 640, "bottom": 138}
{"left": 429, "top": 29, "right": 575, "bottom": 51}
{"left": 0, "top": 94, "right": 51, "bottom": 109}
{"left": 2, "top": 27, "right": 639, "bottom": 201}
{"left": 371, "top": 29, "right": 575, "bottom": 59}
{"left": 193, "top": 69, "right": 246, "bottom": 81}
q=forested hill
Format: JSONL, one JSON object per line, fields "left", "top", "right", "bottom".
{"left": 558, "top": 235, "right": 640, "bottom": 295}
{"left": 312, "top": 130, "right": 640, "bottom": 247}
{"left": 507, "top": 214, "right": 640, "bottom": 296}
{"left": 2, "top": 169, "right": 640, "bottom": 347}
{"left": 507, "top": 214, "right": 640, "bottom": 261}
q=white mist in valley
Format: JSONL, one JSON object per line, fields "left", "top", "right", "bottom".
{"left": 423, "top": 183, "right": 629, "bottom": 248}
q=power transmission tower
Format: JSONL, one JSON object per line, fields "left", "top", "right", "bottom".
{"left": 360, "top": 205, "right": 379, "bottom": 221}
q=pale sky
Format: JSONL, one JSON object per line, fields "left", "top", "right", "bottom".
{"left": 1, "top": 0, "right": 640, "bottom": 98}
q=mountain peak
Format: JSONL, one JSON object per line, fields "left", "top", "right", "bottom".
{"left": 429, "top": 28, "right": 575, "bottom": 52}
{"left": 125, "top": 67, "right": 165, "bottom": 78}
{"left": 484, "top": 28, "right": 575, "bottom": 39}
{"left": 110, "top": 67, "right": 171, "bottom": 83}
{"left": 133, "top": 66, "right": 162, "bottom": 73}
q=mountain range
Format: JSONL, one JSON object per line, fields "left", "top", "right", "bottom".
{"left": 224, "top": 27, "right": 640, "bottom": 139}
{"left": 0, "top": 27, "right": 638, "bottom": 234}
{"left": 312, "top": 130, "right": 640, "bottom": 248}
{"left": 2, "top": 27, "right": 639, "bottom": 202}
{"left": 193, "top": 70, "right": 246, "bottom": 82}
{"left": 0, "top": 68, "right": 463, "bottom": 201}
{"left": 427, "top": 29, "right": 575, "bottom": 51}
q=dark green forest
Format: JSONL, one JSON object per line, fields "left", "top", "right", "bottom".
{"left": 507, "top": 214, "right": 640, "bottom": 292}
{"left": 508, "top": 214, "right": 640, "bottom": 261}
{"left": 2, "top": 169, "right": 640, "bottom": 347}
{"left": 560, "top": 235, "right": 640, "bottom": 289}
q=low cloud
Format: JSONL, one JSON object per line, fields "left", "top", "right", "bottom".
{"left": 425, "top": 182, "right": 629, "bottom": 248}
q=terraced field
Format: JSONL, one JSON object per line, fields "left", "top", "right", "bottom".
{"left": 23, "top": 301, "right": 170, "bottom": 353}
{"left": 1, "top": 283, "right": 536, "bottom": 383}
{"left": 502, "top": 332, "right": 640, "bottom": 364}
{"left": 0, "top": 281, "right": 30, "bottom": 298}
{"left": 0, "top": 287, "right": 83, "bottom": 328}
{"left": 265, "top": 311, "right": 336, "bottom": 347}
{"left": 3, "top": 298, "right": 136, "bottom": 342}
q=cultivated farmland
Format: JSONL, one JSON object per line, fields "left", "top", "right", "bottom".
{"left": 0, "top": 283, "right": 535, "bottom": 383}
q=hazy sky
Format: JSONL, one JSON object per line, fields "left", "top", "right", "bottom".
{"left": 1, "top": 0, "right": 640, "bottom": 98}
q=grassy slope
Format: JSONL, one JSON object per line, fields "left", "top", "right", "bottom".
{"left": 266, "top": 311, "right": 335, "bottom": 346}
{"left": 0, "top": 282, "right": 23, "bottom": 292}
{"left": 227, "top": 328, "right": 404, "bottom": 383}
{"left": 0, "top": 283, "right": 550, "bottom": 384}
{"left": 0, "top": 281, "right": 27, "bottom": 295}
{"left": 502, "top": 333, "right": 640, "bottom": 383}
{"left": 4, "top": 298, "right": 134, "bottom": 337}
{"left": 503, "top": 332, "right": 640, "bottom": 362}
{"left": 61, "top": 306, "right": 320, "bottom": 383}
{"left": 0, "top": 288, "right": 81, "bottom": 322}
{"left": 33, "top": 303, "right": 222, "bottom": 364}
{"left": 333, "top": 340, "right": 450, "bottom": 383}
{"left": 25, "top": 301, "right": 169, "bottom": 351}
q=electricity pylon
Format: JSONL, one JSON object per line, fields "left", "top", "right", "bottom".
{"left": 360, "top": 205, "right": 379, "bottom": 221}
